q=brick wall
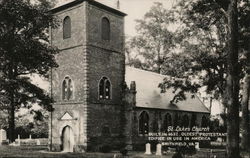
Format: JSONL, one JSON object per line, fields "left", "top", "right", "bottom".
{"left": 86, "top": 3, "right": 125, "bottom": 52}
{"left": 50, "top": 2, "right": 88, "bottom": 152}
{"left": 85, "top": 2, "right": 125, "bottom": 150}
{"left": 50, "top": 0, "right": 126, "bottom": 152}
{"left": 130, "top": 108, "right": 210, "bottom": 150}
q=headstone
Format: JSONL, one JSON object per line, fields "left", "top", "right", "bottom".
{"left": 0, "top": 129, "right": 7, "bottom": 145}
{"left": 195, "top": 142, "right": 200, "bottom": 150}
{"left": 0, "top": 129, "right": 6, "bottom": 141}
{"left": 36, "top": 139, "right": 41, "bottom": 145}
{"left": 155, "top": 143, "right": 162, "bottom": 156}
{"left": 145, "top": 143, "right": 152, "bottom": 155}
{"left": 217, "top": 137, "right": 223, "bottom": 142}
{"left": 29, "top": 134, "right": 32, "bottom": 139}
{"left": 113, "top": 153, "right": 123, "bottom": 158}
{"left": 17, "top": 134, "right": 20, "bottom": 146}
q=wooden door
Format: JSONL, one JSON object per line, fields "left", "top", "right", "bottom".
{"left": 62, "top": 126, "right": 74, "bottom": 152}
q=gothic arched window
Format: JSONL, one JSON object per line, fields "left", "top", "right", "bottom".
{"left": 190, "top": 114, "right": 197, "bottom": 128}
{"left": 174, "top": 113, "right": 180, "bottom": 128}
{"left": 62, "top": 76, "right": 73, "bottom": 100}
{"left": 101, "top": 17, "right": 110, "bottom": 40}
{"left": 181, "top": 114, "right": 190, "bottom": 127}
{"left": 201, "top": 116, "right": 209, "bottom": 127}
{"left": 99, "top": 77, "right": 111, "bottom": 100}
{"left": 139, "top": 111, "right": 149, "bottom": 135}
{"left": 162, "top": 113, "right": 172, "bottom": 132}
{"left": 63, "top": 16, "right": 71, "bottom": 39}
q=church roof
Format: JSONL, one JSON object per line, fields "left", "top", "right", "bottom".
{"left": 51, "top": 0, "right": 127, "bottom": 16}
{"left": 125, "top": 66, "right": 210, "bottom": 114}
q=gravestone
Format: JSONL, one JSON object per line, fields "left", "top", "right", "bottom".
{"left": 155, "top": 143, "right": 162, "bottom": 156}
{"left": 0, "top": 129, "right": 7, "bottom": 145}
{"left": 37, "top": 139, "right": 41, "bottom": 145}
{"left": 145, "top": 143, "right": 152, "bottom": 155}
{"left": 17, "top": 134, "right": 20, "bottom": 146}
{"left": 113, "top": 153, "right": 123, "bottom": 158}
{"left": 195, "top": 142, "right": 200, "bottom": 150}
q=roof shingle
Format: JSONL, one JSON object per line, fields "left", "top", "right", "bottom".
{"left": 125, "top": 66, "right": 210, "bottom": 113}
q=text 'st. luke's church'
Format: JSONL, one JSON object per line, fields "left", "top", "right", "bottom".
{"left": 49, "top": 0, "right": 209, "bottom": 152}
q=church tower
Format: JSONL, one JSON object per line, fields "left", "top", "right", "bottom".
{"left": 49, "top": 0, "right": 126, "bottom": 152}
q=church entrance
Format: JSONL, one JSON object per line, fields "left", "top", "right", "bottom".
{"left": 62, "top": 126, "right": 74, "bottom": 152}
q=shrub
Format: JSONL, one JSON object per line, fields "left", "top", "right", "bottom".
{"left": 100, "top": 145, "right": 111, "bottom": 153}
{"left": 120, "top": 148, "right": 128, "bottom": 156}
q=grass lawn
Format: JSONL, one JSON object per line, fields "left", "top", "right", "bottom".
{"left": 0, "top": 146, "right": 174, "bottom": 158}
{"left": 0, "top": 146, "right": 248, "bottom": 158}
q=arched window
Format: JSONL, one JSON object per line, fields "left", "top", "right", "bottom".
{"left": 201, "top": 116, "right": 209, "bottom": 127}
{"left": 190, "top": 114, "right": 197, "bottom": 128}
{"left": 62, "top": 76, "right": 73, "bottom": 100}
{"left": 63, "top": 16, "right": 71, "bottom": 39}
{"left": 162, "top": 113, "right": 172, "bottom": 132}
{"left": 99, "top": 77, "right": 111, "bottom": 100}
{"left": 101, "top": 17, "right": 110, "bottom": 40}
{"left": 139, "top": 111, "right": 149, "bottom": 135}
{"left": 181, "top": 114, "right": 189, "bottom": 127}
{"left": 174, "top": 113, "right": 180, "bottom": 128}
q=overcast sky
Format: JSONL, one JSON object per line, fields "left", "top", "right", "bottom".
{"left": 56, "top": 0, "right": 178, "bottom": 37}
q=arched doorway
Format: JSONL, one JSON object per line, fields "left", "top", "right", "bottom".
{"left": 62, "top": 126, "right": 74, "bottom": 152}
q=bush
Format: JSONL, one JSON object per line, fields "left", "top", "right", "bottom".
{"left": 172, "top": 152, "right": 184, "bottom": 158}
{"left": 180, "top": 146, "right": 196, "bottom": 155}
{"left": 99, "top": 145, "right": 111, "bottom": 153}
{"left": 120, "top": 148, "right": 128, "bottom": 156}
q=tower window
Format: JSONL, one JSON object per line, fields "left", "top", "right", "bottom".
{"left": 62, "top": 76, "right": 73, "bottom": 100}
{"left": 139, "top": 111, "right": 149, "bottom": 135}
{"left": 99, "top": 77, "right": 111, "bottom": 100}
{"left": 101, "top": 17, "right": 110, "bottom": 40}
{"left": 63, "top": 16, "right": 71, "bottom": 39}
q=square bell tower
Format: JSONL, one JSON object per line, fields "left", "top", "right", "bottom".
{"left": 49, "top": 0, "right": 126, "bottom": 152}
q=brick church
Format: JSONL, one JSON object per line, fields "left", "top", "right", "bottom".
{"left": 49, "top": 0, "right": 210, "bottom": 152}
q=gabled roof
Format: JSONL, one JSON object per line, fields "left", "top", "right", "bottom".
{"left": 51, "top": 0, "right": 127, "bottom": 16}
{"left": 125, "top": 66, "right": 210, "bottom": 114}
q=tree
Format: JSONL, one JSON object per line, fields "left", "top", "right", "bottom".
{"left": 129, "top": 0, "right": 250, "bottom": 156}
{"left": 239, "top": 1, "right": 250, "bottom": 151}
{"left": 0, "top": 0, "right": 58, "bottom": 142}
{"left": 226, "top": 0, "right": 240, "bottom": 156}
{"left": 240, "top": 69, "right": 250, "bottom": 152}
{"left": 15, "top": 108, "right": 49, "bottom": 138}
{"left": 158, "top": 0, "right": 248, "bottom": 156}
{"left": 129, "top": 2, "right": 175, "bottom": 73}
